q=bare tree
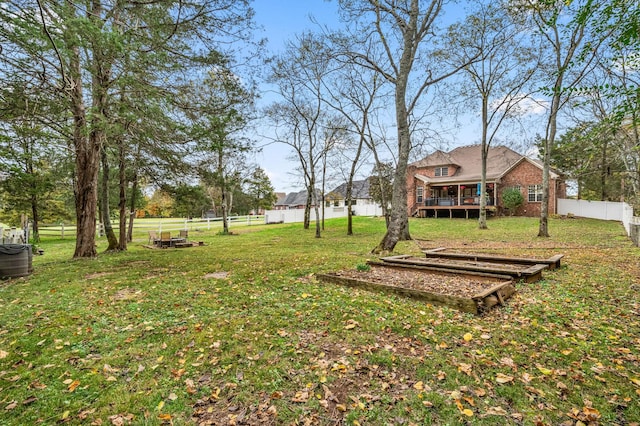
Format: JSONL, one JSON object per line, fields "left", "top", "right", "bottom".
{"left": 512, "top": 0, "right": 616, "bottom": 237}
{"left": 267, "top": 33, "right": 343, "bottom": 237}
{"left": 446, "top": 1, "right": 539, "bottom": 229}
{"left": 334, "top": 0, "right": 479, "bottom": 252}
{"left": 322, "top": 47, "right": 389, "bottom": 235}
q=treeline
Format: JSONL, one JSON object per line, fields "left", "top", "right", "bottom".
{"left": 0, "top": 0, "right": 267, "bottom": 256}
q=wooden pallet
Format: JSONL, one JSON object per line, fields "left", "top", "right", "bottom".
{"left": 423, "top": 247, "right": 564, "bottom": 270}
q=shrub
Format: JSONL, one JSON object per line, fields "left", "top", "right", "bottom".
{"left": 502, "top": 188, "right": 524, "bottom": 215}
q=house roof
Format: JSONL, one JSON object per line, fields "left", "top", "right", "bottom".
{"left": 275, "top": 192, "right": 287, "bottom": 204}
{"left": 329, "top": 179, "right": 371, "bottom": 199}
{"left": 410, "top": 150, "right": 458, "bottom": 168}
{"left": 410, "top": 145, "right": 554, "bottom": 183}
{"left": 274, "top": 189, "right": 322, "bottom": 207}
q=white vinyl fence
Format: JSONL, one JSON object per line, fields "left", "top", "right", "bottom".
{"left": 557, "top": 199, "right": 625, "bottom": 221}
{"left": 558, "top": 198, "right": 639, "bottom": 246}
{"left": 264, "top": 204, "right": 384, "bottom": 224}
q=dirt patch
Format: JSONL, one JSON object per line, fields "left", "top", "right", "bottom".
{"left": 204, "top": 272, "right": 230, "bottom": 280}
{"left": 192, "top": 391, "right": 277, "bottom": 426}
{"left": 112, "top": 287, "right": 144, "bottom": 301}
{"left": 333, "top": 266, "right": 504, "bottom": 298}
{"left": 85, "top": 272, "right": 113, "bottom": 280}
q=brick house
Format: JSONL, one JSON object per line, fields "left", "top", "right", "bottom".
{"left": 407, "top": 145, "right": 566, "bottom": 218}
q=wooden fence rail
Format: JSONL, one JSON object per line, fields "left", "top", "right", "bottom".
{"left": 32, "top": 216, "right": 265, "bottom": 239}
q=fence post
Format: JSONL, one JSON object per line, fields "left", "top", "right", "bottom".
{"left": 61, "top": 223, "right": 64, "bottom": 239}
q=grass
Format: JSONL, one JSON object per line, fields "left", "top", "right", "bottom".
{"left": 0, "top": 216, "right": 639, "bottom": 425}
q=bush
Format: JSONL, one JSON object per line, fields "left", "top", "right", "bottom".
{"left": 502, "top": 188, "right": 524, "bottom": 215}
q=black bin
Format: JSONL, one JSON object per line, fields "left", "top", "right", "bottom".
{"left": 0, "top": 244, "right": 33, "bottom": 280}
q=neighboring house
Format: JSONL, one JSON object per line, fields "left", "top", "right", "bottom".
{"left": 274, "top": 189, "right": 322, "bottom": 210}
{"left": 326, "top": 179, "right": 384, "bottom": 216}
{"left": 407, "top": 145, "right": 566, "bottom": 218}
{"left": 274, "top": 192, "right": 287, "bottom": 206}
{"left": 326, "top": 179, "right": 376, "bottom": 208}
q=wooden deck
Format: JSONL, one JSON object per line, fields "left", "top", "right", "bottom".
{"left": 414, "top": 205, "right": 498, "bottom": 219}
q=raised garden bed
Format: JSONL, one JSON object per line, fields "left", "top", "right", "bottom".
{"left": 317, "top": 264, "right": 515, "bottom": 315}
{"left": 379, "top": 255, "right": 547, "bottom": 283}
{"left": 423, "top": 247, "right": 564, "bottom": 270}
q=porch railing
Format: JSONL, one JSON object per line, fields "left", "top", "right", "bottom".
{"left": 415, "top": 197, "right": 494, "bottom": 207}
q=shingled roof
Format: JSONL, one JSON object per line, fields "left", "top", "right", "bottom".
{"left": 411, "top": 145, "right": 533, "bottom": 182}
{"left": 329, "top": 180, "right": 372, "bottom": 199}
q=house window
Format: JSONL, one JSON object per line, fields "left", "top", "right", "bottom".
{"left": 528, "top": 185, "right": 543, "bottom": 202}
{"left": 416, "top": 186, "right": 424, "bottom": 203}
{"left": 334, "top": 200, "right": 340, "bottom": 207}
{"left": 434, "top": 167, "right": 448, "bottom": 177}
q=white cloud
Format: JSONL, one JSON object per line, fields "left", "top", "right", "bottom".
{"left": 490, "top": 95, "right": 549, "bottom": 117}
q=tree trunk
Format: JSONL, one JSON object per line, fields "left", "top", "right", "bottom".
{"left": 600, "top": 139, "right": 608, "bottom": 201}
{"left": 30, "top": 193, "right": 40, "bottom": 243}
{"left": 26, "top": 155, "right": 40, "bottom": 243}
{"left": 347, "top": 133, "right": 365, "bottom": 236}
{"left": 100, "top": 146, "right": 119, "bottom": 250}
{"left": 221, "top": 187, "right": 229, "bottom": 234}
{"left": 304, "top": 191, "right": 311, "bottom": 230}
{"left": 374, "top": 81, "right": 412, "bottom": 252}
{"left": 127, "top": 173, "right": 137, "bottom": 242}
{"left": 117, "top": 140, "right": 127, "bottom": 250}
{"left": 70, "top": 45, "right": 99, "bottom": 259}
{"left": 538, "top": 86, "right": 561, "bottom": 238}
{"left": 479, "top": 96, "right": 489, "bottom": 230}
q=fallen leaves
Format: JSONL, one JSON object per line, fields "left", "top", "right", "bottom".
{"left": 67, "top": 379, "right": 80, "bottom": 392}
{"left": 567, "top": 404, "right": 601, "bottom": 423}
{"left": 496, "top": 373, "right": 515, "bottom": 384}
{"left": 108, "top": 413, "right": 134, "bottom": 425}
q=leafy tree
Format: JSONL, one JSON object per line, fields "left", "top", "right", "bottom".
{"left": 168, "top": 184, "right": 212, "bottom": 219}
{"left": 191, "top": 69, "right": 255, "bottom": 235}
{"left": 502, "top": 187, "right": 524, "bottom": 215}
{"left": 245, "top": 168, "right": 277, "bottom": 214}
{"left": 0, "top": 81, "right": 69, "bottom": 240}
{"left": 550, "top": 123, "right": 626, "bottom": 202}
{"left": 145, "top": 190, "right": 174, "bottom": 218}
{"left": 0, "top": 0, "right": 257, "bottom": 258}
{"left": 368, "top": 162, "right": 394, "bottom": 226}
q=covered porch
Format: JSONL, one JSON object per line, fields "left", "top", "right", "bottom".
{"left": 413, "top": 181, "right": 499, "bottom": 218}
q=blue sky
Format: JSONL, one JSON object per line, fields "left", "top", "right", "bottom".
{"left": 251, "top": 1, "right": 343, "bottom": 193}
{"left": 249, "top": 1, "right": 547, "bottom": 193}
{"left": 252, "top": 0, "right": 339, "bottom": 54}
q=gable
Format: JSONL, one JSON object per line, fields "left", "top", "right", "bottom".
{"left": 410, "top": 145, "right": 527, "bottom": 182}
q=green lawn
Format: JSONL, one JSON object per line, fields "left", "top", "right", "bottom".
{"left": 1, "top": 217, "right": 638, "bottom": 425}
